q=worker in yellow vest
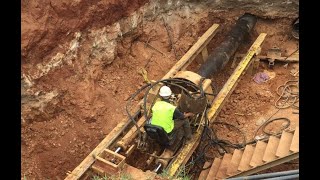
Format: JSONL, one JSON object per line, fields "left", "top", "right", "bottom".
{"left": 151, "top": 85, "right": 194, "bottom": 141}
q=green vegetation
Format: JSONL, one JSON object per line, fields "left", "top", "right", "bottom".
{"left": 92, "top": 173, "right": 132, "bottom": 180}
{"left": 159, "top": 166, "right": 192, "bottom": 180}
{"left": 159, "top": 169, "right": 172, "bottom": 179}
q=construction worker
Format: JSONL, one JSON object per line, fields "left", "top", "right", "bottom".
{"left": 150, "top": 85, "right": 194, "bottom": 141}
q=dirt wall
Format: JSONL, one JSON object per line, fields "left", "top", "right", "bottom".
{"left": 22, "top": 0, "right": 298, "bottom": 65}
{"left": 21, "top": 0, "right": 148, "bottom": 65}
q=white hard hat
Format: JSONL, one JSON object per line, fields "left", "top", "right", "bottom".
{"left": 159, "top": 86, "right": 172, "bottom": 97}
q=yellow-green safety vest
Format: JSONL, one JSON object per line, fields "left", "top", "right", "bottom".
{"left": 151, "top": 101, "right": 176, "bottom": 133}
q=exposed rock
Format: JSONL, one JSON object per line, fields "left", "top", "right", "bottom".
{"left": 22, "top": 90, "right": 61, "bottom": 124}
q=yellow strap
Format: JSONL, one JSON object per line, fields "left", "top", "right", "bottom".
{"left": 138, "top": 67, "right": 151, "bottom": 83}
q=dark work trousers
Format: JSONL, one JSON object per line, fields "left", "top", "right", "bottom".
{"left": 172, "top": 119, "right": 192, "bottom": 138}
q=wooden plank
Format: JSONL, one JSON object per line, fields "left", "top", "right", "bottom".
{"left": 262, "top": 136, "right": 280, "bottom": 162}
{"left": 125, "top": 144, "right": 136, "bottom": 157}
{"left": 122, "top": 117, "right": 146, "bottom": 140}
{"left": 276, "top": 131, "right": 293, "bottom": 157}
{"left": 96, "top": 157, "right": 117, "bottom": 168}
{"left": 123, "top": 164, "right": 157, "bottom": 180}
{"left": 91, "top": 160, "right": 119, "bottom": 176}
{"left": 290, "top": 126, "right": 299, "bottom": 152}
{"left": 216, "top": 153, "right": 232, "bottom": 179}
{"left": 198, "top": 161, "right": 212, "bottom": 180}
{"left": 162, "top": 24, "right": 219, "bottom": 79}
{"left": 235, "top": 54, "right": 299, "bottom": 62}
{"left": 250, "top": 141, "right": 267, "bottom": 167}
{"left": 104, "top": 149, "right": 126, "bottom": 159}
{"left": 91, "top": 165, "right": 105, "bottom": 176}
{"left": 65, "top": 106, "right": 142, "bottom": 179}
{"left": 228, "top": 152, "right": 299, "bottom": 178}
{"left": 103, "top": 149, "right": 126, "bottom": 169}
{"left": 167, "top": 129, "right": 202, "bottom": 176}
{"left": 227, "top": 149, "right": 243, "bottom": 176}
{"left": 117, "top": 116, "right": 146, "bottom": 149}
{"left": 238, "top": 145, "right": 255, "bottom": 172}
{"left": 201, "top": 46, "right": 209, "bottom": 62}
{"left": 65, "top": 120, "right": 129, "bottom": 180}
{"left": 206, "top": 158, "right": 222, "bottom": 180}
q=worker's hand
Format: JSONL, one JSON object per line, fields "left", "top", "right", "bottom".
{"left": 184, "top": 112, "right": 195, "bottom": 118}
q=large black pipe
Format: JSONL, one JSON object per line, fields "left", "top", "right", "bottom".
{"left": 197, "top": 13, "right": 257, "bottom": 78}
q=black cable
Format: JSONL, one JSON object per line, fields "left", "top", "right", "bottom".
{"left": 125, "top": 78, "right": 201, "bottom": 143}
{"left": 125, "top": 77, "right": 208, "bottom": 163}
{"left": 211, "top": 121, "right": 247, "bottom": 148}
{"left": 126, "top": 83, "right": 152, "bottom": 142}
{"left": 142, "top": 78, "right": 203, "bottom": 122}
{"left": 253, "top": 117, "right": 291, "bottom": 141}
{"left": 275, "top": 80, "right": 299, "bottom": 109}
{"left": 128, "top": 77, "right": 211, "bottom": 174}
{"left": 183, "top": 108, "right": 211, "bottom": 171}
{"left": 198, "top": 77, "right": 206, "bottom": 99}
{"left": 185, "top": 108, "right": 250, "bottom": 175}
{"left": 262, "top": 117, "right": 291, "bottom": 136}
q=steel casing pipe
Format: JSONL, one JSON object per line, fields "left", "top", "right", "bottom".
{"left": 197, "top": 13, "right": 257, "bottom": 78}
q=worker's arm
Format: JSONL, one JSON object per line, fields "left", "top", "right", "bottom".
{"left": 173, "top": 108, "right": 194, "bottom": 120}
{"left": 183, "top": 112, "right": 195, "bottom": 118}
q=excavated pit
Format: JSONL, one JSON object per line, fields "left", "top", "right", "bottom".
{"left": 22, "top": 0, "right": 299, "bottom": 179}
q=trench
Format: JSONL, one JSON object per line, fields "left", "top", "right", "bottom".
{"left": 22, "top": 0, "right": 299, "bottom": 179}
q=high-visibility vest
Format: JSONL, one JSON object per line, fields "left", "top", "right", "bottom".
{"left": 151, "top": 101, "right": 176, "bottom": 133}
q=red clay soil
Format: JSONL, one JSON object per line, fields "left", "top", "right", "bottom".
{"left": 21, "top": 0, "right": 148, "bottom": 66}
{"left": 21, "top": 2, "right": 298, "bottom": 178}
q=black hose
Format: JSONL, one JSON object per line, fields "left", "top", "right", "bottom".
{"left": 253, "top": 117, "right": 291, "bottom": 140}
{"left": 126, "top": 83, "right": 152, "bottom": 141}
{"left": 212, "top": 121, "right": 247, "bottom": 148}
{"left": 185, "top": 111, "right": 247, "bottom": 173}
{"left": 142, "top": 78, "right": 204, "bottom": 121}
{"left": 125, "top": 78, "right": 206, "bottom": 146}
{"left": 126, "top": 78, "right": 209, "bottom": 173}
